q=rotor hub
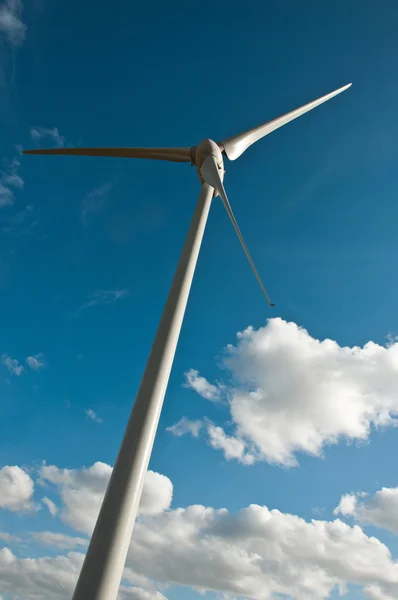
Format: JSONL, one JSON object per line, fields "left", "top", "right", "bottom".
{"left": 192, "top": 139, "right": 224, "bottom": 194}
{"left": 194, "top": 138, "right": 223, "bottom": 168}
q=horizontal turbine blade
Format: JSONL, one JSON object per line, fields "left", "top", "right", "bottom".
{"left": 201, "top": 155, "right": 275, "bottom": 307}
{"left": 221, "top": 83, "right": 352, "bottom": 160}
{"left": 23, "top": 147, "right": 193, "bottom": 163}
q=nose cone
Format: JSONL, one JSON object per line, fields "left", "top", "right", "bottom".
{"left": 195, "top": 138, "right": 223, "bottom": 168}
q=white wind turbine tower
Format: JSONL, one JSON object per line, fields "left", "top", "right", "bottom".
{"left": 24, "top": 82, "right": 351, "bottom": 600}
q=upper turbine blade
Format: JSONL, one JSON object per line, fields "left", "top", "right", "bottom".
{"left": 201, "top": 155, "right": 275, "bottom": 307}
{"left": 22, "top": 147, "right": 193, "bottom": 163}
{"left": 221, "top": 83, "right": 352, "bottom": 160}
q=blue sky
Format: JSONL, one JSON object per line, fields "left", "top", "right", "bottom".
{"left": 1, "top": 0, "right": 398, "bottom": 599}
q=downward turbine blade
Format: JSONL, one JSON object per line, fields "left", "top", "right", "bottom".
{"left": 221, "top": 83, "right": 352, "bottom": 160}
{"left": 201, "top": 156, "right": 275, "bottom": 307}
{"left": 22, "top": 147, "right": 193, "bottom": 163}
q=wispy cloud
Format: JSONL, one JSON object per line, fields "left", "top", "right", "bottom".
{"left": 26, "top": 353, "right": 46, "bottom": 371}
{"left": 30, "top": 126, "right": 65, "bottom": 148}
{"left": 81, "top": 182, "right": 113, "bottom": 225}
{"left": 85, "top": 408, "right": 103, "bottom": 424}
{"left": 41, "top": 496, "right": 58, "bottom": 516}
{"left": 183, "top": 369, "right": 221, "bottom": 402}
{"left": 75, "top": 289, "right": 127, "bottom": 316}
{"left": 2, "top": 353, "right": 23, "bottom": 376}
{"left": 31, "top": 531, "right": 88, "bottom": 550}
{"left": 0, "top": 532, "right": 21, "bottom": 542}
{"left": 1, "top": 204, "right": 39, "bottom": 236}
{"left": 0, "top": 0, "right": 27, "bottom": 46}
{"left": 0, "top": 0, "right": 27, "bottom": 98}
{"left": 166, "top": 417, "right": 203, "bottom": 438}
{"left": 0, "top": 156, "right": 24, "bottom": 208}
{"left": 0, "top": 182, "right": 13, "bottom": 207}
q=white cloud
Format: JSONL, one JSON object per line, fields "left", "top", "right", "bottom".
{"left": 207, "top": 423, "right": 255, "bottom": 465}
{"left": 0, "top": 157, "right": 24, "bottom": 208}
{"left": 334, "top": 493, "right": 357, "bottom": 517}
{"left": 42, "top": 496, "right": 58, "bottom": 516}
{"left": 166, "top": 416, "right": 203, "bottom": 438}
{"left": 81, "top": 182, "right": 113, "bottom": 225}
{"left": 0, "top": 466, "right": 34, "bottom": 511}
{"left": 0, "top": 543, "right": 168, "bottom": 600}
{"left": 335, "top": 487, "right": 398, "bottom": 534}
{"left": 26, "top": 353, "right": 46, "bottom": 371}
{"left": 0, "top": 0, "right": 26, "bottom": 46}
{"left": 170, "top": 319, "right": 398, "bottom": 467}
{"left": 2, "top": 353, "right": 23, "bottom": 375}
{"left": 4, "top": 461, "right": 398, "bottom": 599}
{"left": 0, "top": 182, "right": 13, "bottom": 207}
{"left": 1, "top": 172, "right": 23, "bottom": 189}
{"left": 118, "top": 588, "right": 167, "bottom": 600}
{"left": 75, "top": 289, "right": 127, "bottom": 315}
{"left": 183, "top": 369, "right": 221, "bottom": 402}
{"left": 31, "top": 531, "right": 88, "bottom": 550}
{"left": 139, "top": 472, "right": 173, "bottom": 517}
{"left": 0, "top": 532, "right": 21, "bottom": 542}
{"left": 85, "top": 408, "right": 103, "bottom": 424}
{"left": 38, "top": 462, "right": 173, "bottom": 535}
{"left": 1, "top": 204, "right": 39, "bottom": 237}
{"left": 0, "top": 548, "right": 162, "bottom": 600}
{"left": 125, "top": 503, "right": 398, "bottom": 600}
{"left": 30, "top": 126, "right": 65, "bottom": 148}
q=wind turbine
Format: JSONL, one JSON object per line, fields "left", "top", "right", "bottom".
{"left": 24, "top": 82, "right": 351, "bottom": 600}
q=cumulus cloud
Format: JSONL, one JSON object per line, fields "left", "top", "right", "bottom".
{"left": 5, "top": 495, "right": 398, "bottom": 599}
{"left": 334, "top": 493, "right": 358, "bottom": 517}
{"left": 166, "top": 416, "right": 203, "bottom": 438}
{"left": 183, "top": 369, "right": 221, "bottom": 402}
{"left": 0, "top": 466, "right": 34, "bottom": 511}
{"left": 335, "top": 487, "right": 398, "bottom": 534}
{"left": 169, "top": 318, "right": 398, "bottom": 467}
{"left": 85, "top": 408, "right": 102, "bottom": 424}
{"left": 4, "top": 460, "right": 398, "bottom": 599}
{"left": 38, "top": 462, "right": 173, "bottom": 534}
{"left": 125, "top": 504, "right": 398, "bottom": 600}
{"left": 30, "top": 126, "right": 65, "bottom": 148}
{"left": 0, "top": 0, "right": 26, "bottom": 46}
{"left": 2, "top": 353, "right": 23, "bottom": 375}
{"left": 31, "top": 531, "right": 88, "bottom": 550}
{"left": 26, "top": 353, "right": 46, "bottom": 371}
{"left": 0, "top": 548, "right": 164, "bottom": 600}
{"left": 207, "top": 423, "right": 255, "bottom": 465}
{"left": 3, "top": 539, "right": 187, "bottom": 600}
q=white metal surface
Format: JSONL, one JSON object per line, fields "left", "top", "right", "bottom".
{"left": 201, "top": 154, "right": 274, "bottom": 306}
{"left": 71, "top": 183, "right": 214, "bottom": 600}
{"left": 23, "top": 146, "right": 192, "bottom": 162}
{"left": 221, "top": 83, "right": 352, "bottom": 160}
{"left": 22, "top": 82, "right": 352, "bottom": 600}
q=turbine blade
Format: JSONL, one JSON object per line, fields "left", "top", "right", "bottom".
{"left": 22, "top": 147, "right": 193, "bottom": 163}
{"left": 201, "top": 156, "right": 275, "bottom": 307}
{"left": 221, "top": 83, "right": 352, "bottom": 160}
